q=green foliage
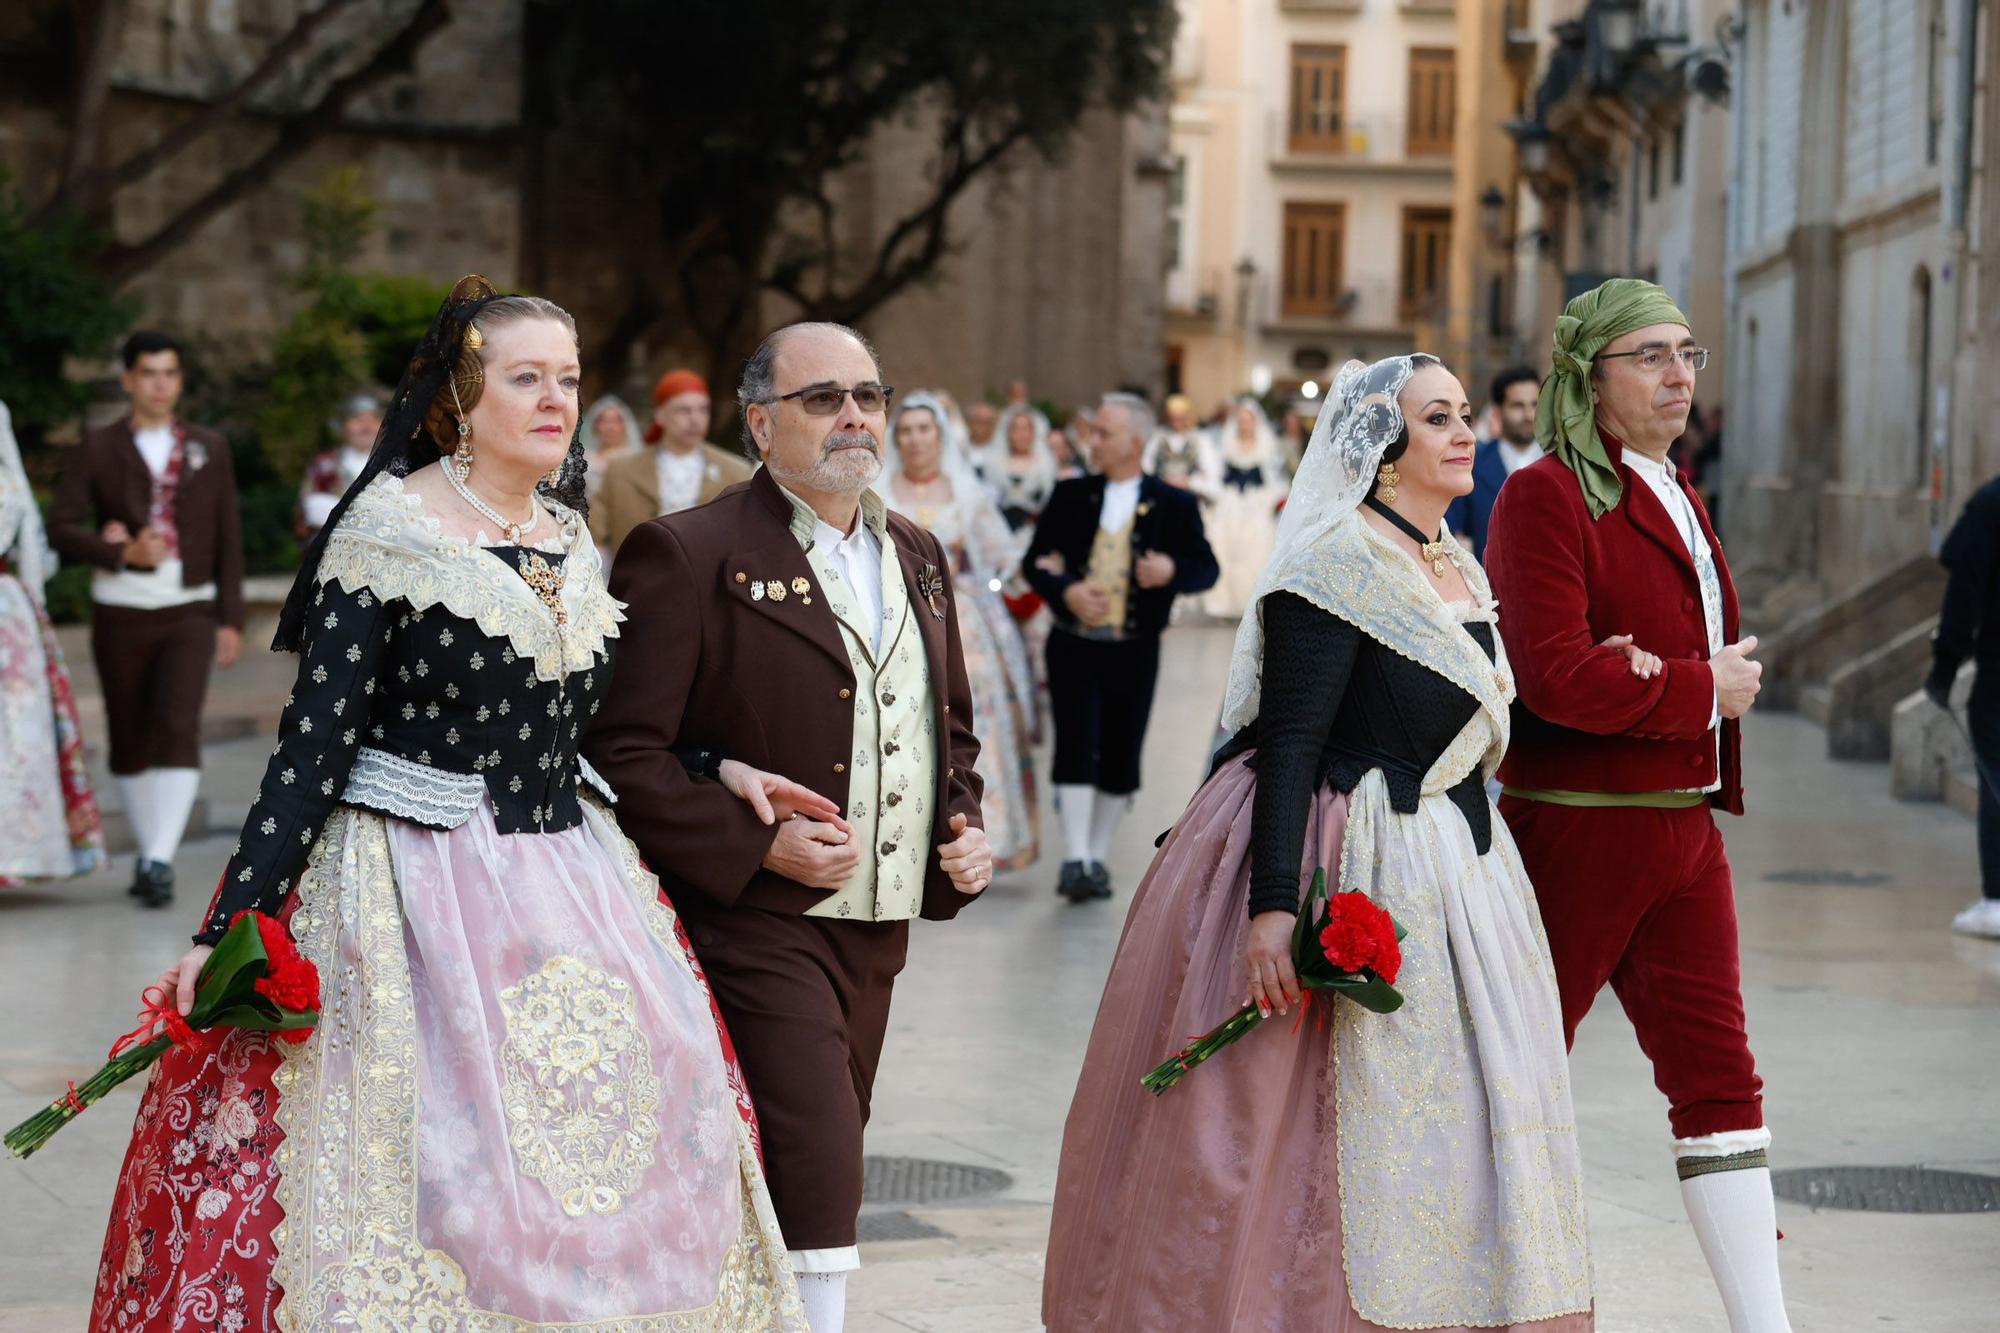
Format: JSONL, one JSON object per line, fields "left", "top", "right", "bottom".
{"left": 253, "top": 171, "right": 444, "bottom": 480}
{"left": 0, "top": 172, "right": 133, "bottom": 449}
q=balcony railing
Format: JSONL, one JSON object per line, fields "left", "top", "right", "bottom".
{"left": 1278, "top": 0, "right": 1364, "bottom": 13}
{"left": 1268, "top": 109, "right": 1455, "bottom": 169}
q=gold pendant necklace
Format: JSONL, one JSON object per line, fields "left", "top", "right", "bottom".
{"left": 517, "top": 549, "right": 568, "bottom": 627}
{"left": 1420, "top": 539, "right": 1448, "bottom": 579}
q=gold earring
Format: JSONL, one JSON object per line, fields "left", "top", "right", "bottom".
{"left": 451, "top": 421, "right": 473, "bottom": 480}
{"left": 1377, "top": 461, "right": 1401, "bottom": 504}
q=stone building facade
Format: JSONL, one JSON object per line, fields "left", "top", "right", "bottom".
{"left": 0, "top": 0, "right": 1166, "bottom": 417}
{"left": 1161, "top": 0, "right": 1467, "bottom": 416}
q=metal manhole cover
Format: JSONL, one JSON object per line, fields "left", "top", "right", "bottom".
{"left": 1763, "top": 869, "right": 1892, "bottom": 887}
{"left": 1771, "top": 1166, "right": 2000, "bottom": 1213}
{"left": 856, "top": 1210, "right": 951, "bottom": 1242}
{"left": 861, "top": 1156, "right": 1012, "bottom": 1206}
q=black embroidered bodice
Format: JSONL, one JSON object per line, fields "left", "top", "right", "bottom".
{"left": 1214, "top": 590, "right": 1497, "bottom": 917}
{"left": 199, "top": 558, "right": 612, "bottom": 943}
{"left": 196, "top": 475, "right": 630, "bottom": 944}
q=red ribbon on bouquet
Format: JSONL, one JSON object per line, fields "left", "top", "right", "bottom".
{"left": 107, "top": 985, "right": 211, "bottom": 1061}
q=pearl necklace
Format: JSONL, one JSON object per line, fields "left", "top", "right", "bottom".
{"left": 446, "top": 460, "right": 539, "bottom": 545}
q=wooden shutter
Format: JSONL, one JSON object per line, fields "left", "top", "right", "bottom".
{"left": 1289, "top": 45, "right": 1349, "bottom": 152}
{"left": 1406, "top": 48, "right": 1456, "bottom": 156}
{"left": 1398, "top": 206, "right": 1452, "bottom": 322}
{"left": 1282, "top": 201, "right": 1347, "bottom": 319}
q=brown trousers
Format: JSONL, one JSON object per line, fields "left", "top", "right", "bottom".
{"left": 90, "top": 601, "right": 217, "bottom": 774}
{"left": 674, "top": 896, "right": 909, "bottom": 1251}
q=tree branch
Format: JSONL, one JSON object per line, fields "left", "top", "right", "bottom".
{"left": 778, "top": 116, "right": 1033, "bottom": 324}
{"left": 87, "top": 0, "right": 365, "bottom": 211}
{"left": 49, "top": 0, "right": 125, "bottom": 212}
{"left": 95, "top": 0, "right": 451, "bottom": 285}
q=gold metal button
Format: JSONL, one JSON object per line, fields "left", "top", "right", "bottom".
{"left": 735, "top": 572, "right": 747, "bottom": 583}
{"left": 839, "top": 688, "right": 851, "bottom": 699}
{"left": 833, "top": 763, "right": 846, "bottom": 773}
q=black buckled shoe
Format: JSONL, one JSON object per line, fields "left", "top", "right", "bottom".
{"left": 1057, "top": 859, "right": 1093, "bottom": 902}
{"left": 1087, "top": 862, "right": 1113, "bottom": 899}
{"left": 138, "top": 860, "right": 174, "bottom": 909}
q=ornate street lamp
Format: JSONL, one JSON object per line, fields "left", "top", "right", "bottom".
{"left": 1479, "top": 185, "right": 1507, "bottom": 248}
{"left": 1595, "top": 0, "right": 1642, "bottom": 59}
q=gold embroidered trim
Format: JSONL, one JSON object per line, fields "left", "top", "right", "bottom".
{"left": 499, "top": 955, "right": 662, "bottom": 1217}
{"left": 270, "top": 806, "right": 804, "bottom": 1331}
{"left": 314, "top": 473, "right": 622, "bottom": 683}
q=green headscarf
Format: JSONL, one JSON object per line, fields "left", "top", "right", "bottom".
{"left": 1536, "top": 277, "right": 1690, "bottom": 519}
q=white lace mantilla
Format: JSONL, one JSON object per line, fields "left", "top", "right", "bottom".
{"left": 343, "top": 746, "right": 486, "bottom": 826}
{"left": 316, "top": 473, "right": 623, "bottom": 682}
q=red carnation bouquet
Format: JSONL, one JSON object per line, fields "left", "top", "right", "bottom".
{"left": 1142, "top": 869, "right": 1405, "bottom": 1094}
{"left": 5, "top": 910, "right": 320, "bottom": 1159}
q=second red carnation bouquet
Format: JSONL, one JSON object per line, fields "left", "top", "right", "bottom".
{"left": 1142, "top": 869, "right": 1405, "bottom": 1094}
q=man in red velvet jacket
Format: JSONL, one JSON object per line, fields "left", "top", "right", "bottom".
{"left": 1486, "top": 279, "right": 1792, "bottom": 1332}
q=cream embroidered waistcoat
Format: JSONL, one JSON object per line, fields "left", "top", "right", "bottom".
{"left": 803, "top": 523, "right": 938, "bottom": 921}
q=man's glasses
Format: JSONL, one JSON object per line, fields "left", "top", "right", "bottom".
{"left": 766, "top": 382, "right": 895, "bottom": 415}
{"left": 1598, "top": 346, "right": 1710, "bottom": 373}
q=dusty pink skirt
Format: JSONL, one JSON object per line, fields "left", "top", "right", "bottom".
{"left": 1042, "top": 755, "right": 1593, "bottom": 1333}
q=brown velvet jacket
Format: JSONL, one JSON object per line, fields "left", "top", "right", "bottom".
{"left": 584, "top": 466, "right": 986, "bottom": 919}
{"left": 48, "top": 418, "right": 246, "bottom": 628}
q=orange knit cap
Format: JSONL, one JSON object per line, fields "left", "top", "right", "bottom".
{"left": 652, "top": 369, "right": 708, "bottom": 404}
{"left": 644, "top": 369, "right": 710, "bottom": 441}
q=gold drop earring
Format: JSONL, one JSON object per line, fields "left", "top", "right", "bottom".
{"left": 451, "top": 421, "right": 473, "bottom": 481}
{"left": 1376, "top": 461, "right": 1401, "bottom": 505}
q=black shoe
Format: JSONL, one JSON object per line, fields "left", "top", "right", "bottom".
{"left": 1087, "top": 862, "right": 1113, "bottom": 899}
{"left": 139, "top": 860, "right": 174, "bottom": 909}
{"left": 1057, "top": 859, "right": 1093, "bottom": 902}
{"left": 128, "top": 858, "right": 150, "bottom": 898}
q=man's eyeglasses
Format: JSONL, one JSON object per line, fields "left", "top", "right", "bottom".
{"left": 766, "top": 382, "right": 895, "bottom": 415}
{"left": 1598, "top": 346, "right": 1710, "bottom": 373}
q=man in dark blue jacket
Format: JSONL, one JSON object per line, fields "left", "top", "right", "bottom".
{"left": 1928, "top": 475, "right": 2000, "bottom": 938}
{"left": 1024, "top": 391, "right": 1218, "bottom": 902}
{"left": 1446, "top": 365, "right": 1543, "bottom": 560}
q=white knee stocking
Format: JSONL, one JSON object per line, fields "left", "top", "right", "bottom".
{"left": 116, "top": 772, "right": 158, "bottom": 864}
{"left": 145, "top": 767, "right": 202, "bottom": 866}
{"left": 1676, "top": 1131, "right": 1792, "bottom": 1332}
{"left": 1087, "top": 790, "right": 1129, "bottom": 866}
{"left": 1056, "top": 784, "right": 1095, "bottom": 863}
{"left": 793, "top": 1271, "right": 847, "bottom": 1333}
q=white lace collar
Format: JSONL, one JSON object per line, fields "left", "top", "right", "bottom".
{"left": 313, "top": 473, "right": 623, "bottom": 680}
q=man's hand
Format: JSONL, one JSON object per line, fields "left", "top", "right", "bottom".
{"left": 1711, "top": 635, "right": 1762, "bottom": 719}
{"left": 718, "top": 759, "right": 850, "bottom": 830}
{"left": 101, "top": 521, "right": 132, "bottom": 547}
{"left": 1601, "top": 633, "right": 1663, "bottom": 680}
{"left": 1134, "top": 549, "right": 1176, "bottom": 589}
{"left": 1064, "top": 581, "right": 1113, "bottom": 626}
{"left": 936, "top": 813, "right": 992, "bottom": 895}
{"left": 123, "top": 527, "right": 168, "bottom": 569}
{"left": 1925, "top": 666, "right": 1956, "bottom": 712}
{"left": 761, "top": 817, "right": 860, "bottom": 890}
{"left": 215, "top": 626, "right": 242, "bottom": 670}
{"left": 1034, "top": 551, "right": 1067, "bottom": 577}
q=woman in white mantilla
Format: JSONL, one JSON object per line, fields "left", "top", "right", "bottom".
{"left": 1202, "top": 396, "right": 1291, "bottom": 620}
{"left": 881, "top": 391, "right": 1040, "bottom": 870}
{"left": 90, "top": 278, "right": 807, "bottom": 1332}
{"left": 1045, "top": 355, "right": 1611, "bottom": 1332}
{"left": 981, "top": 402, "right": 1060, "bottom": 534}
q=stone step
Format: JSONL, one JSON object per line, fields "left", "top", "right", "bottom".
{"left": 1945, "top": 766, "right": 1982, "bottom": 821}
{"left": 1799, "top": 683, "right": 1833, "bottom": 726}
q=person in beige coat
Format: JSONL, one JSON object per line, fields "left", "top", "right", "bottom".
{"left": 588, "top": 367, "right": 754, "bottom": 554}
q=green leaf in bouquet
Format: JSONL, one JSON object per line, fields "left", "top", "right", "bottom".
{"left": 186, "top": 912, "right": 274, "bottom": 1028}
{"left": 1319, "top": 972, "right": 1405, "bottom": 1014}
{"left": 1289, "top": 867, "right": 1329, "bottom": 960}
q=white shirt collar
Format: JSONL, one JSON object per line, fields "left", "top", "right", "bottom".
{"left": 1621, "top": 448, "right": 1677, "bottom": 486}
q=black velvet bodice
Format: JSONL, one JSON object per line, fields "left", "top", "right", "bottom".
{"left": 1214, "top": 591, "right": 1497, "bottom": 917}
{"left": 199, "top": 549, "right": 610, "bottom": 943}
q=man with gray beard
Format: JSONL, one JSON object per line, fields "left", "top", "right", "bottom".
{"left": 586, "top": 321, "right": 989, "bottom": 1333}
